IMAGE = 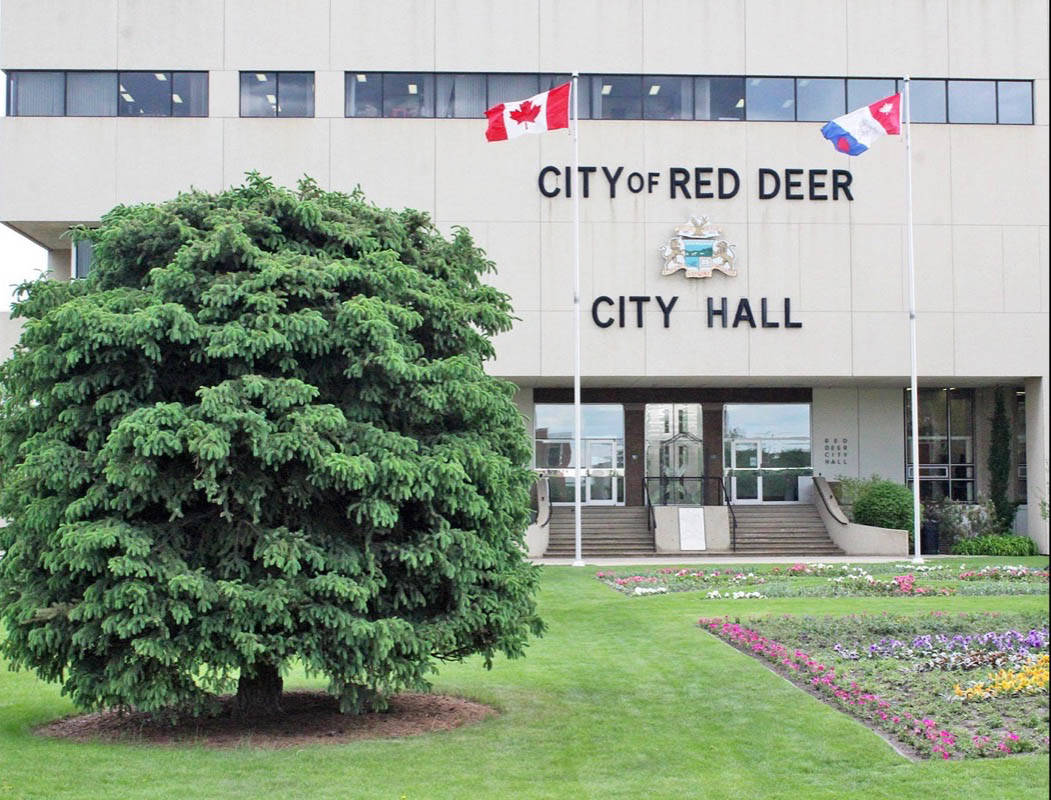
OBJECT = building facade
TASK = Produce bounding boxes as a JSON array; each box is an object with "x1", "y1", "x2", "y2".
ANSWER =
[{"x1": 1, "y1": 0, "x2": 1048, "y2": 552}]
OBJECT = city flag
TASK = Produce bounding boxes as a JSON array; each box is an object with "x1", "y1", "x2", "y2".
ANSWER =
[
  {"x1": 485, "y1": 82, "x2": 571, "y2": 142},
  {"x1": 821, "y1": 93, "x2": 902, "y2": 155}
]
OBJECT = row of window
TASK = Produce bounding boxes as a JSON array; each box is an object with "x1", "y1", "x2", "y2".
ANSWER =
[
  {"x1": 6, "y1": 71, "x2": 208, "y2": 117},
  {"x1": 7, "y1": 70, "x2": 1035, "y2": 125}
]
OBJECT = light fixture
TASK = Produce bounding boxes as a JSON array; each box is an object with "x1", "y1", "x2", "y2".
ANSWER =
[
  {"x1": 781, "y1": 99, "x2": 793, "y2": 108},
  {"x1": 154, "y1": 73, "x2": 167, "y2": 81},
  {"x1": 172, "y1": 93, "x2": 183, "y2": 104},
  {"x1": 121, "y1": 92, "x2": 134, "y2": 102},
  {"x1": 119, "y1": 84, "x2": 126, "y2": 92},
  {"x1": 266, "y1": 93, "x2": 276, "y2": 104},
  {"x1": 735, "y1": 98, "x2": 744, "y2": 108},
  {"x1": 799, "y1": 79, "x2": 810, "y2": 87},
  {"x1": 356, "y1": 74, "x2": 367, "y2": 83},
  {"x1": 601, "y1": 84, "x2": 612, "y2": 95},
  {"x1": 750, "y1": 78, "x2": 761, "y2": 86},
  {"x1": 255, "y1": 73, "x2": 268, "y2": 82},
  {"x1": 407, "y1": 83, "x2": 418, "y2": 95},
  {"x1": 648, "y1": 84, "x2": 660, "y2": 95}
]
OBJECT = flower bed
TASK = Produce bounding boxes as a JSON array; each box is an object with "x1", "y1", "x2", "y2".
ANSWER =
[
  {"x1": 595, "y1": 563, "x2": 1048, "y2": 598},
  {"x1": 698, "y1": 611, "x2": 1050, "y2": 760}
]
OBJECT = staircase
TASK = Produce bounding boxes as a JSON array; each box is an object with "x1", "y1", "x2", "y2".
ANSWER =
[
  {"x1": 731, "y1": 504, "x2": 844, "y2": 556},
  {"x1": 544, "y1": 506, "x2": 655, "y2": 557}
]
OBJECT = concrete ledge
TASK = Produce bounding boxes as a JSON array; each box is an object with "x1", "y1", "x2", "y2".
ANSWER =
[
  {"x1": 654, "y1": 505, "x2": 731, "y2": 554},
  {"x1": 813, "y1": 476, "x2": 908, "y2": 556}
]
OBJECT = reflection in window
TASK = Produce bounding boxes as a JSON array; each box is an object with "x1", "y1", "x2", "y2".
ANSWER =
[
  {"x1": 746, "y1": 77, "x2": 794, "y2": 121},
  {"x1": 644, "y1": 76, "x2": 693, "y2": 120},
  {"x1": 592, "y1": 75, "x2": 642, "y2": 120},
  {"x1": 847, "y1": 78, "x2": 896, "y2": 111},
  {"x1": 696, "y1": 77, "x2": 745, "y2": 120},
  {"x1": 796, "y1": 78, "x2": 845, "y2": 121},
  {"x1": 383, "y1": 73, "x2": 432, "y2": 118},
  {"x1": 240, "y1": 72, "x2": 314, "y2": 117},
  {"x1": 541, "y1": 74, "x2": 588, "y2": 118},
  {"x1": 997, "y1": 81, "x2": 1032, "y2": 124},
  {"x1": 948, "y1": 80, "x2": 995, "y2": 123},
  {"x1": 436, "y1": 74, "x2": 486, "y2": 118},
  {"x1": 6, "y1": 71, "x2": 65, "y2": 115},
  {"x1": 67, "y1": 72, "x2": 118, "y2": 116},
  {"x1": 346, "y1": 72, "x2": 381, "y2": 117}
]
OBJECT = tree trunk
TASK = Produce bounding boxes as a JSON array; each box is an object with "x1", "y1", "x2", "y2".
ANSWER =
[{"x1": 233, "y1": 662, "x2": 283, "y2": 718}]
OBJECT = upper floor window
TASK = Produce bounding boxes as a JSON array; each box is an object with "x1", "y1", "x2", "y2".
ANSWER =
[
  {"x1": 5, "y1": 71, "x2": 207, "y2": 117},
  {"x1": 240, "y1": 72, "x2": 314, "y2": 117},
  {"x1": 342, "y1": 72, "x2": 1033, "y2": 125}
]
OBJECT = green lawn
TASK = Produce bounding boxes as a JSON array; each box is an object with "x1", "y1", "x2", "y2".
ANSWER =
[{"x1": 1, "y1": 557, "x2": 1048, "y2": 800}]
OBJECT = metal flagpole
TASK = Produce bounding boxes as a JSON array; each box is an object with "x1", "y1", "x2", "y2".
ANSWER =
[
  {"x1": 904, "y1": 75, "x2": 923, "y2": 565},
  {"x1": 571, "y1": 72, "x2": 584, "y2": 567}
]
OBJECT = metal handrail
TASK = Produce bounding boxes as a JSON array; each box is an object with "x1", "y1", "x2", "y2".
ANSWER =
[{"x1": 643, "y1": 478, "x2": 655, "y2": 533}]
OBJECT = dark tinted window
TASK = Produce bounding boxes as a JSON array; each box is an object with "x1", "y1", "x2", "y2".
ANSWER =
[
  {"x1": 997, "y1": 80, "x2": 1032, "y2": 124},
  {"x1": 696, "y1": 77, "x2": 745, "y2": 120},
  {"x1": 541, "y1": 74, "x2": 587, "y2": 118},
  {"x1": 173, "y1": 72, "x2": 208, "y2": 117},
  {"x1": 74, "y1": 239, "x2": 94, "y2": 279},
  {"x1": 7, "y1": 71, "x2": 65, "y2": 115},
  {"x1": 436, "y1": 73, "x2": 486, "y2": 118},
  {"x1": 67, "y1": 72, "x2": 117, "y2": 116},
  {"x1": 796, "y1": 78, "x2": 844, "y2": 121},
  {"x1": 241, "y1": 72, "x2": 314, "y2": 117},
  {"x1": 241, "y1": 72, "x2": 277, "y2": 116},
  {"x1": 592, "y1": 75, "x2": 642, "y2": 120},
  {"x1": 847, "y1": 78, "x2": 896, "y2": 111},
  {"x1": 119, "y1": 72, "x2": 172, "y2": 116},
  {"x1": 746, "y1": 77, "x2": 794, "y2": 120},
  {"x1": 346, "y1": 72, "x2": 381, "y2": 117},
  {"x1": 644, "y1": 75, "x2": 693, "y2": 120},
  {"x1": 383, "y1": 73, "x2": 433, "y2": 118},
  {"x1": 948, "y1": 80, "x2": 995, "y2": 123}
]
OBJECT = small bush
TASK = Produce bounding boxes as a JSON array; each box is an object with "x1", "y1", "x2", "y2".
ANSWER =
[
  {"x1": 852, "y1": 479, "x2": 914, "y2": 530},
  {"x1": 951, "y1": 534, "x2": 1037, "y2": 557},
  {"x1": 929, "y1": 498, "x2": 1005, "y2": 547}
]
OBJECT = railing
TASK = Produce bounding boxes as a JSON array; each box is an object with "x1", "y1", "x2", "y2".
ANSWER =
[
  {"x1": 530, "y1": 475, "x2": 551, "y2": 528},
  {"x1": 643, "y1": 477, "x2": 737, "y2": 552},
  {"x1": 643, "y1": 478, "x2": 655, "y2": 533}
]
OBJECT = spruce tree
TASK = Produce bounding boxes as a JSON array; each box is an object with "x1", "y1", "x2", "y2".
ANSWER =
[
  {"x1": 987, "y1": 386, "x2": 1014, "y2": 532},
  {"x1": 0, "y1": 175, "x2": 543, "y2": 717}
]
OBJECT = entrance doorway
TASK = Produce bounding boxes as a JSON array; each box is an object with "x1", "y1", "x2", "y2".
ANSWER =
[
  {"x1": 724, "y1": 404, "x2": 812, "y2": 504},
  {"x1": 586, "y1": 439, "x2": 618, "y2": 504}
]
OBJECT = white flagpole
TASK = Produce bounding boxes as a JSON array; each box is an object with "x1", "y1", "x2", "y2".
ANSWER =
[
  {"x1": 571, "y1": 72, "x2": 584, "y2": 567},
  {"x1": 904, "y1": 75, "x2": 923, "y2": 564}
]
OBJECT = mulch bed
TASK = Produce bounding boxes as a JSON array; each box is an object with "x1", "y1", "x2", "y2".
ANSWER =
[{"x1": 35, "y1": 691, "x2": 496, "y2": 749}]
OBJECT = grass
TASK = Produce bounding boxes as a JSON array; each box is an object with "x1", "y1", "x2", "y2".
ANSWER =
[{"x1": 0, "y1": 556, "x2": 1046, "y2": 799}]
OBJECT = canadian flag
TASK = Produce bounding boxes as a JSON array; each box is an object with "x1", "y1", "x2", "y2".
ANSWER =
[{"x1": 485, "y1": 82, "x2": 571, "y2": 142}]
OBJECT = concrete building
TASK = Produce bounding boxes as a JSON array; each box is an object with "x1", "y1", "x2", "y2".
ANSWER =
[{"x1": 1, "y1": 0, "x2": 1047, "y2": 555}]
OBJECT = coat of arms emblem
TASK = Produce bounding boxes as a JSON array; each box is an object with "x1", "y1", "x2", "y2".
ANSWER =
[{"x1": 660, "y1": 215, "x2": 738, "y2": 278}]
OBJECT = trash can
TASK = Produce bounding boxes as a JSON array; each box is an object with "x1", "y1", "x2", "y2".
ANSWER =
[{"x1": 921, "y1": 520, "x2": 940, "y2": 555}]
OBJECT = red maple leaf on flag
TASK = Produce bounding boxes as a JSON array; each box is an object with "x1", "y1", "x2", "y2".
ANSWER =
[{"x1": 509, "y1": 100, "x2": 542, "y2": 126}]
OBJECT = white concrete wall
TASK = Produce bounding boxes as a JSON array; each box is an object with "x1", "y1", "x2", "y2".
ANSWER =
[{"x1": 0, "y1": 0, "x2": 1046, "y2": 388}]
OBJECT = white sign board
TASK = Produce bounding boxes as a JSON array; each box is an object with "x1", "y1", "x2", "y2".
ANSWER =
[{"x1": 678, "y1": 508, "x2": 706, "y2": 550}]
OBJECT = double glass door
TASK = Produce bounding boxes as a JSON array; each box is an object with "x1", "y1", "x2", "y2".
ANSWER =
[{"x1": 730, "y1": 440, "x2": 762, "y2": 503}]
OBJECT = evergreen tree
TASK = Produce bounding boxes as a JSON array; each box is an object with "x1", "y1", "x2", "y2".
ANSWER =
[
  {"x1": 987, "y1": 386, "x2": 1014, "y2": 532},
  {"x1": 0, "y1": 175, "x2": 543, "y2": 717}
]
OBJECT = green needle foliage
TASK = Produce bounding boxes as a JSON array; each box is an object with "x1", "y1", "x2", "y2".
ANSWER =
[
  {"x1": 0, "y1": 174, "x2": 543, "y2": 718},
  {"x1": 987, "y1": 386, "x2": 1014, "y2": 532}
]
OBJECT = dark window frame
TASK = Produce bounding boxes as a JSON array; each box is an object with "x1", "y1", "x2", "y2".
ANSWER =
[
  {"x1": 904, "y1": 388, "x2": 977, "y2": 502},
  {"x1": 239, "y1": 71, "x2": 315, "y2": 118}
]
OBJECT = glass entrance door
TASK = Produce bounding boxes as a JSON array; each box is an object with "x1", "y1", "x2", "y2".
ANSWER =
[
  {"x1": 586, "y1": 439, "x2": 618, "y2": 504},
  {"x1": 731, "y1": 440, "x2": 761, "y2": 503}
]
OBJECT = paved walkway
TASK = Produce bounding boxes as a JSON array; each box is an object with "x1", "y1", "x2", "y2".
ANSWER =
[{"x1": 533, "y1": 554, "x2": 951, "y2": 566}]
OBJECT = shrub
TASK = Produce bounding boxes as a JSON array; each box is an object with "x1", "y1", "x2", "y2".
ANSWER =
[
  {"x1": 951, "y1": 534, "x2": 1037, "y2": 557},
  {"x1": 852, "y1": 479, "x2": 914, "y2": 530},
  {"x1": 929, "y1": 498, "x2": 1005, "y2": 547}
]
